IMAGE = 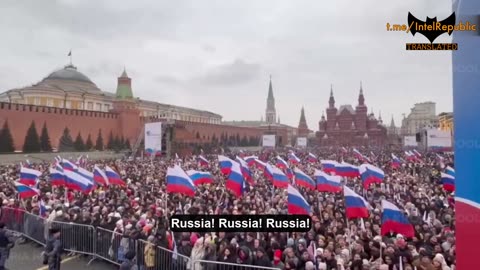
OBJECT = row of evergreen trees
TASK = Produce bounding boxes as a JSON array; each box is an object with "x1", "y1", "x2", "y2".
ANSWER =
[
  {"x1": 195, "y1": 132, "x2": 261, "y2": 147},
  {"x1": 0, "y1": 121, "x2": 130, "y2": 153}
]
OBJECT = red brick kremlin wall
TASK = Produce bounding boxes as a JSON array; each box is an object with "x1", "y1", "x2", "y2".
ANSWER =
[
  {"x1": 0, "y1": 102, "x2": 120, "y2": 151},
  {"x1": 1, "y1": 103, "x2": 267, "y2": 152}
]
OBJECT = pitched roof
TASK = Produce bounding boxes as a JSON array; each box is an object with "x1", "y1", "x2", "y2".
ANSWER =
[{"x1": 337, "y1": 105, "x2": 355, "y2": 115}]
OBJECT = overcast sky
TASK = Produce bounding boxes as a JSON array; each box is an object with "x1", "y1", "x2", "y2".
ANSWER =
[{"x1": 0, "y1": 0, "x2": 453, "y2": 129}]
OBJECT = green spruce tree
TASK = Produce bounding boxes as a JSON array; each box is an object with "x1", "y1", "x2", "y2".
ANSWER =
[
  {"x1": 23, "y1": 121, "x2": 41, "y2": 153},
  {"x1": 58, "y1": 127, "x2": 74, "y2": 152},
  {"x1": 39, "y1": 122, "x2": 52, "y2": 152},
  {"x1": 85, "y1": 134, "x2": 93, "y2": 150},
  {"x1": 120, "y1": 135, "x2": 125, "y2": 150},
  {"x1": 0, "y1": 121, "x2": 15, "y2": 153},
  {"x1": 95, "y1": 129, "x2": 104, "y2": 151},
  {"x1": 124, "y1": 138, "x2": 131, "y2": 150},
  {"x1": 113, "y1": 134, "x2": 121, "y2": 151},
  {"x1": 74, "y1": 132, "x2": 85, "y2": 151},
  {"x1": 107, "y1": 131, "x2": 114, "y2": 150}
]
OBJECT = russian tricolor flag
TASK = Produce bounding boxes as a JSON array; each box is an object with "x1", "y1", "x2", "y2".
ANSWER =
[
  {"x1": 445, "y1": 166, "x2": 455, "y2": 177},
  {"x1": 381, "y1": 200, "x2": 415, "y2": 238},
  {"x1": 285, "y1": 168, "x2": 294, "y2": 181},
  {"x1": 344, "y1": 186, "x2": 369, "y2": 219},
  {"x1": 236, "y1": 157, "x2": 253, "y2": 185},
  {"x1": 359, "y1": 164, "x2": 384, "y2": 188},
  {"x1": 404, "y1": 151, "x2": 416, "y2": 162},
  {"x1": 288, "y1": 153, "x2": 301, "y2": 164},
  {"x1": 62, "y1": 159, "x2": 78, "y2": 172},
  {"x1": 353, "y1": 148, "x2": 371, "y2": 163},
  {"x1": 186, "y1": 170, "x2": 214, "y2": 186},
  {"x1": 197, "y1": 155, "x2": 209, "y2": 167},
  {"x1": 441, "y1": 172, "x2": 455, "y2": 192},
  {"x1": 49, "y1": 167, "x2": 65, "y2": 187},
  {"x1": 105, "y1": 166, "x2": 126, "y2": 186},
  {"x1": 14, "y1": 182, "x2": 39, "y2": 199},
  {"x1": 21, "y1": 160, "x2": 31, "y2": 168},
  {"x1": 320, "y1": 160, "x2": 338, "y2": 174},
  {"x1": 64, "y1": 170, "x2": 94, "y2": 192},
  {"x1": 314, "y1": 169, "x2": 342, "y2": 193},
  {"x1": 294, "y1": 168, "x2": 315, "y2": 190},
  {"x1": 39, "y1": 200, "x2": 47, "y2": 217},
  {"x1": 264, "y1": 163, "x2": 274, "y2": 181},
  {"x1": 226, "y1": 162, "x2": 245, "y2": 197},
  {"x1": 93, "y1": 165, "x2": 109, "y2": 186},
  {"x1": 218, "y1": 155, "x2": 234, "y2": 175},
  {"x1": 335, "y1": 162, "x2": 359, "y2": 178},
  {"x1": 244, "y1": 156, "x2": 258, "y2": 166},
  {"x1": 276, "y1": 156, "x2": 289, "y2": 169},
  {"x1": 266, "y1": 164, "x2": 289, "y2": 188},
  {"x1": 166, "y1": 165, "x2": 196, "y2": 197},
  {"x1": 413, "y1": 149, "x2": 422, "y2": 158},
  {"x1": 391, "y1": 153, "x2": 401, "y2": 169},
  {"x1": 307, "y1": 153, "x2": 318, "y2": 163},
  {"x1": 19, "y1": 167, "x2": 42, "y2": 186},
  {"x1": 287, "y1": 184, "x2": 311, "y2": 215},
  {"x1": 254, "y1": 158, "x2": 267, "y2": 171}
]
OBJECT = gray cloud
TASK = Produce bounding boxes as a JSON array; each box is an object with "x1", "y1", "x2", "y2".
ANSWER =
[
  {"x1": 194, "y1": 59, "x2": 262, "y2": 86},
  {"x1": 0, "y1": 0, "x2": 454, "y2": 128}
]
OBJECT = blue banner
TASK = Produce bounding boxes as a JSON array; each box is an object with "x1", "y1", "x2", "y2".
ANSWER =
[{"x1": 452, "y1": 0, "x2": 480, "y2": 268}]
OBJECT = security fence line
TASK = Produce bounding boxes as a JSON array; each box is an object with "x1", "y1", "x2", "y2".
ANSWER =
[{"x1": 0, "y1": 207, "x2": 278, "y2": 270}]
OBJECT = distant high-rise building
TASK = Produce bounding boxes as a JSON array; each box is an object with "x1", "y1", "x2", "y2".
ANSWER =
[{"x1": 265, "y1": 76, "x2": 276, "y2": 124}]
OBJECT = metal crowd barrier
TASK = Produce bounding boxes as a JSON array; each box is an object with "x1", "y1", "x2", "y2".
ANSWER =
[
  {"x1": 95, "y1": 226, "x2": 122, "y2": 266},
  {"x1": 1, "y1": 207, "x2": 278, "y2": 270},
  {"x1": 52, "y1": 219, "x2": 96, "y2": 256},
  {"x1": 23, "y1": 212, "x2": 46, "y2": 245},
  {"x1": 191, "y1": 260, "x2": 279, "y2": 270}
]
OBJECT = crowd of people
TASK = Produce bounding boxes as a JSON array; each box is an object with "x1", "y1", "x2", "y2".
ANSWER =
[{"x1": 0, "y1": 147, "x2": 455, "y2": 270}]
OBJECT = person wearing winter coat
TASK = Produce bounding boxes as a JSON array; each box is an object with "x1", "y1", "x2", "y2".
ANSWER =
[
  {"x1": 236, "y1": 246, "x2": 253, "y2": 265},
  {"x1": 272, "y1": 249, "x2": 285, "y2": 270},
  {"x1": 188, "y1": 237, "x2": 206, "y2": 270},
  {"x1": 253, "y1": 247, "x2": 272, "y2": 267},
  {"x1": 178, "y1": 236, "x2": 193, "y2": 258},
  {"x1": 201, "y1": 242, "x2": 217, "y2": 270},
  {"x1": 217, "y1": 245, "x2": 237, "y2": 270},
  {"x1": 143, "y1": 236, "x2": 156, "y2": 270},
  {"x1": 283, "y1": 247, "x2": 299, "y2": 267},
  {"x1": 432, "y1": 254, "x2": 451, "y2": 270},
  {"x1": 119, "y1": 250, "x2": 136, "y2": 270}
]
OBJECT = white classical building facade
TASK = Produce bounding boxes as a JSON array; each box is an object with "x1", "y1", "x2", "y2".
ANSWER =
[{"x1": 401, "y1": 102, "x2": 439, "y2": 135}]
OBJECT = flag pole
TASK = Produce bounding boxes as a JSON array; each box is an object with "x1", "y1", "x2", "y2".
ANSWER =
[{"x1": 165, "y1": 191, "x2": 168, "y2": 217}]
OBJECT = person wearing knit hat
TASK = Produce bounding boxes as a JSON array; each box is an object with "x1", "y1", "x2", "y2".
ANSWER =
[
  {"x1": 254, "y1": 247, "x2": 272, "y2": 267},
  {"x1": 272, "y1": 249, "x2": 284, "y2": 269},
  {"x1": 286, "y1": 238, "x2": 294, "y2": 247}
]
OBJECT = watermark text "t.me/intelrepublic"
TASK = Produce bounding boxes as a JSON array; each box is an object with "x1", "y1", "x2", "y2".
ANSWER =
[{"x1": 386, "y1": 21, "x2": 476, "y2": 33}]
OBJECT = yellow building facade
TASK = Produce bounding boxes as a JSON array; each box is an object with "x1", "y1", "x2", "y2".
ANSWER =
[
  {"x1": 438, "y1": 112, "x2": 454, "y2": 135},
  {"x1": 0, "y1": 64, "x2": 222, "y2": 124}
]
